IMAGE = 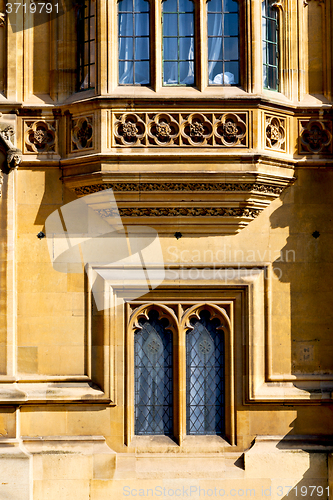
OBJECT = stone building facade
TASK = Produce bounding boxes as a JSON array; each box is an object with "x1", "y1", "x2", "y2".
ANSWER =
[{"x1": 0, "y1": 0, "x2": 333, "y2": 498}]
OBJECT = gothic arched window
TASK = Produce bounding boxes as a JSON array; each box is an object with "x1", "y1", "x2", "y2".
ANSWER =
[
  {"x1": 186, "y1": 309, "x2": 224, "y2": 435},
  {"x1": 134, "y1": 309, "x2": 173, "y2": 435}
]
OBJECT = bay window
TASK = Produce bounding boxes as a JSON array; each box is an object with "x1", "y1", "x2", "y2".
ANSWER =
[{"x1": 117, "y1": 0, "x2": 240, "y2": 87}]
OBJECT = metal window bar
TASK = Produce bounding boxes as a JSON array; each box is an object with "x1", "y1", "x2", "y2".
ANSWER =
[
  {"x1": 262, "y1": 0, "x2": 279, "y2": 91},
  {"x1": 162, "y1": 0, "x2": 195, "y2": 86}
]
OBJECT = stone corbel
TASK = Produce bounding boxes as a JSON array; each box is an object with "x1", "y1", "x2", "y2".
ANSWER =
[
  {"x1": 0, "y1": 125, "x2": 22, "y2": 196},
  {"x1": 303, "y1": 0, "x2": 324, "y2": 6}
]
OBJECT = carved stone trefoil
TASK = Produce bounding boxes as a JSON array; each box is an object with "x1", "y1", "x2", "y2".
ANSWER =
[
  {"x1": 299, "y1": 120, "x2": 332, "y2": 154},
  {"x1": 24, "y1": 120, "x2": 57, "y2": 153},
  {"x1": 71, "y1": 116, "x2": 94, "y2": 151}
]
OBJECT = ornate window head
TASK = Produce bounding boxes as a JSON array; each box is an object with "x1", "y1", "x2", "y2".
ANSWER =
[{"x1": 77, "y1": 0, "x2": 96, "y2": 90}]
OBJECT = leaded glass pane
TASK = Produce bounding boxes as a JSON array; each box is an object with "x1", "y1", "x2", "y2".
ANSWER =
[
  {"x1": 163, "y1": 0, "x2": 195, "y2": 86},
  {"x1": 262, "y1": 0, "x2": 279, "y2": 90},
  {"x1": 207, "y1": 0, "x2": 239, "y2": 86},
  {"x1": 186, "y1": 309, "x2": 224, "y2": 435},
  {"x1": 135, "y1": 310, "x2": 173, "y2": 435},
  {"x1": 118, "y1": 0, "x2": 150, "y2": 85}
]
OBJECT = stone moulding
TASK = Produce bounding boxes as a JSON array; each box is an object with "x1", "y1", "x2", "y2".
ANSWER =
[
  {"x1": 73, "y1": 181, "x2": 285, "y2": 197},
  {"x1": 97, "y1": 207, "x2": 262, "y2": 218},
  {"x1": 113, "y1": 111, "x2": 248, "y2": 148},
  {"x1": 64, "y1": 171, "x2": 294, "y2": 234}
]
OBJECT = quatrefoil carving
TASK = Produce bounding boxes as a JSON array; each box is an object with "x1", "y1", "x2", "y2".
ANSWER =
[{"x1": 114, "y1": 113, "x2": 146, "y2": 146}]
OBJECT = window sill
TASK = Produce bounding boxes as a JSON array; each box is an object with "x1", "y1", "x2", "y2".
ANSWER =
[
  {"x1": 107, "y1": 85, "x2": 249, "y2": 100},
  {"x1": 128, "y1": 435, "x2": 232, "y2": 453}
]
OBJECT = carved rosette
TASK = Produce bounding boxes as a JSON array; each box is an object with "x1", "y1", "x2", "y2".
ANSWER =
[
  {"x1": 182, "y1": 113, "x2": 213, "y2": 146},
  {"x1": 299, "y1": 120, "x2": 332, "y2": 154},
  {"x1": 147, "y1": 113, "x2": 180, "y2": 145},
  {"x1": 114, "y1": 114, "x2": 146, "y2": 146},
  {"x1": 265, "y1": 115, "x2": 286, "y2": 150},
  {"x1": 24, "y1": 120, "x2": 57, "y2": 153},
  {"x1": 214, "y1": 113, "x2": 247, "y2": 146},
  {"x1": 71, "y1": 116, "x2": 93, "y2": 151}
]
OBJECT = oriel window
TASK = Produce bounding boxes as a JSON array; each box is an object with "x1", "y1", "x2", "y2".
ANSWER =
[
  {"x1": 118, "y1": 0, "x2": 151, "y2": 85},
  {"x1": 77, "y1": 0, "x2": 96, "y2": 90},
  {"x1": 262, "y1": 0, "x2": 279, "y2": 91}
]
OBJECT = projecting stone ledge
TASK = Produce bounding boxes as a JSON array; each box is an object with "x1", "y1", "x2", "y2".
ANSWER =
[{"x1": 64, "y1": 170, "x2": 295, "y2": 235}]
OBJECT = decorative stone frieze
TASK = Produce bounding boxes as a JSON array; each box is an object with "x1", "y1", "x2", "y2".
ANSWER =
[
  {"x1": 299, "y1": 119, "x2": 332, "y2": 154},
  {"x1": 71, "y1": 116, "x2": 94, "y2": 151},
  {"x1": 113, "y1": 112, "x2": 248, "y2": 147},
  {"x1": 73, "y1": 182, "x2": 285, "y2": 197},
  {"x1": 24, "y1": 120, "x2": 57, "y2": 153},
  {"x1": 97, "y1": 207, "x2": 262, "y2": 218},
  {"x1": 265, "y1": 115, "x2": 286, "y2": 151}
]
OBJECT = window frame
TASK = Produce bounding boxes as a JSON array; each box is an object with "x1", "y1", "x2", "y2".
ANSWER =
[
  {"x1": 76, "y1": 0, "x2": 97, "y2": 91},
  {"x1": 113, "y1": 0, "x2": 246, "y2": 91},
  {"x1": 262, "y1": 0, "x2": 280, "y2": 91},
  {"x1": 117, "y1": 0, "x2": 152, "y2": 86}
]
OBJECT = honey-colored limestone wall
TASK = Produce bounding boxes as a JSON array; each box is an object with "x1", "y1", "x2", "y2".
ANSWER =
[{"x1": 0, "y1": 164, "x2": 331, "y2": 499}]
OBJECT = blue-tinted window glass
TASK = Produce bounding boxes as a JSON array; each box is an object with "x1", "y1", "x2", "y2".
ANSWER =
[
  {"x1": 262, "y1": 0, "x2": 279, "y2": 90},
  {"x1": 118, "y1": 0, "x2": 150, "y2": 85},
  {"x1": 77, "y1": 0, "x2": 96, "y2": 90},
  {"x1": 186, "y1": 310, "x2": 225, "y2": 435},
  {"x1": 163, "y1": 0, "x2": 195, "y2": 85},
  {"x1": 135, "y1": 310, "x2": 173, "y2": 436},
  {"x1": 207, "y1": 0, "x2": 239, "y2": 85}
]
